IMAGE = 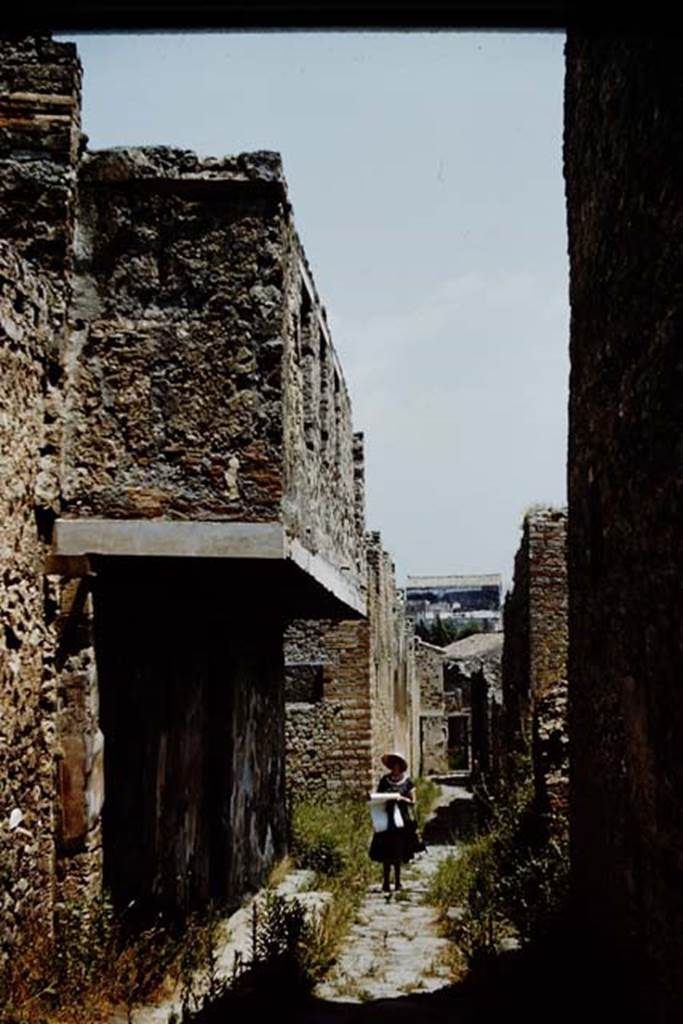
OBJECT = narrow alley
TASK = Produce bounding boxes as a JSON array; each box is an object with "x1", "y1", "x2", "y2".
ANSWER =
[
  {"x1": 313, "y1": 782, "x2": 471, "y2": 1006},
  {"x1": 0, "y1": 23, "x2": 680, "y2": 1024}
]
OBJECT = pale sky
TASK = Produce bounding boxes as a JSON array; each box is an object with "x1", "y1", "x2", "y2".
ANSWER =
[{"x1": 59, "y1": 31, "x2": 569, "y2": 589}]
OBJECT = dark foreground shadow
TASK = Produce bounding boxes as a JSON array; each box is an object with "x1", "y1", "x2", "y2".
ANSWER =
[{"x1": 187, "y1": 934, "x2": 655, "y2": 1024}]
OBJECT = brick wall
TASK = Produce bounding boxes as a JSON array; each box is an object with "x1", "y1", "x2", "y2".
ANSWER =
[
  {"x1": 284, "y1": 617, "x2": 373, "y2": 796},
  {"x1": 284, "y1": 534, "x2": 417, "y2": 799},
  {"x1": 502, "y1": 508, "x2": 568, "y2": 823}
]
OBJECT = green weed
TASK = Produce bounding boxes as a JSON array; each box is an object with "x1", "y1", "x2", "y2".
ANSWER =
[
  {"x1": 427, "y1": 765, "x2": 569, "y2": 965},
  {"x1": 0, "y1": 893, "x2": 180, "y2": 1024},
  {"x1": 414, "y1": 777, "x2": 441, "y2": 832},
  {"x1": 288, "y1": 794, "x2": 374, "y2": 974}
]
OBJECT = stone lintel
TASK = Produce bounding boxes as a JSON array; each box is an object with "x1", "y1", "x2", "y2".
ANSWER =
[
  {"x1": 49, "y1": 518, "x2": 367, "y2": 617},
  {"x1": 286, "y1": 537, "x2": 366, "y2": 618},
  {"x1": 53, "y1": 519, "x2": 286, "y2": 560}
]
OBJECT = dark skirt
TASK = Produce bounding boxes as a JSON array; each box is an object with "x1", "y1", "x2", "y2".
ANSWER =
[{"x1": 369, "y1": 820, "x2": 423, "y2": 864}]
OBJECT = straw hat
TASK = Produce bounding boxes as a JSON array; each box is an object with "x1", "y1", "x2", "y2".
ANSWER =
[{"x1": 381, "y1": 751, "x2": 408, "y2": 772}]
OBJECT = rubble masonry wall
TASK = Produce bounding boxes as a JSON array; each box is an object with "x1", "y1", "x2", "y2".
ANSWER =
[{"x1": 415, "y1": 641, "x2": 447, "y2": 776}]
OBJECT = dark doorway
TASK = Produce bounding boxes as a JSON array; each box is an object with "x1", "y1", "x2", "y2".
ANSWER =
[
  {"x1": 94, "y1": 559, "x2": 287, "y2": 923},
  {"x1": 447, "y1": 713, "x2": 470, "y2": 770}
]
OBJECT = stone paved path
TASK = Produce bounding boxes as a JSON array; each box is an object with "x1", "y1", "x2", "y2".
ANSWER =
[
  {"x1": 110, "y1": 871, "x2": 330, "y2": 1024},
  {"x1": 112, "y1": 781, "x2": 475, "y2": 1024},
  {"x1": 313, "y1": 783, "x2": 469, "y2": 1005}
]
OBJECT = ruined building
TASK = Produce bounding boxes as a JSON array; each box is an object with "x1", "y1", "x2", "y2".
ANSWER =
[
  {"x1": 414, "y1": 630, "x2": 503, "y2": 781},
  {"x1": 284, "y1": 529, "x2": 418, "y2": 798},
  {"x1": 0, "y1": 34, "x2": 368, "y2": 945},
  {"x1": 564, "y1": 32, "x2": 683, "y2": 1018},
  {"x1": 443, "y1": 631, "x2": 504, "y2": 792},
  {"x1": 501, "y1": 508, "x2": 568, "y2": 826},
  {"x1": 414, "y1": 639, "x2": 448, "y2": 776}
]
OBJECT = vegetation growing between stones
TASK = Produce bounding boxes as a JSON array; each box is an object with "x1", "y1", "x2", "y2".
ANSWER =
[
  {"x1": 414, "y1": 776, "x2": 441, "y2": 832},
  {"x1": 288, "y1": 781, "x2": 440, "y2": 971},
  {"x1": 0, "y1": 893, "x2": 182, "y2": 1023},
  {"x1": 0, "y1": 786, "x2": 443, "y2": 1021},
  {"x1": 428, "y1": 768, "x2": 569, "y2": 970},
  {"x1": 289, "y1": 794, "x2": 374, "y2": 969},
  {"x1": 172, "y1": 891, "x2": 324, "y2": 1020}
]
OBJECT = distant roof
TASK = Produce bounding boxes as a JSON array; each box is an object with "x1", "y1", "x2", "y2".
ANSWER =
[
  {"x1": 406, "y1": 574, "x2": 502, "y2": 590},
  {"x1": 415, "y1": 639, "x2": 447, "y2": 655},
  {"x1": 443, "y1": 632, "x2": 505, "y2": 659}
]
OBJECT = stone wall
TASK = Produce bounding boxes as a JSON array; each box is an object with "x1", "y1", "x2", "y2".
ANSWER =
[
  {"x1": 0, "y1": 34, "x2": 85, "y2": 949},
  {"x1": 415, "y1": 640, "x2": 447, "y2": 776},
  {"x1": 284, "y1": 534, "x2": 417, "y2": 799},
  {"x1": 0, "y1": 244, "x2": 61, "y2": 951},
  {"x1": 282, "y1": 239, "x2": 363, "y2": 587},
  {"x1": 0, "y1": 31, "x2": 367, "y2": 943},
  {"x1": 54, "y1": 127, "x2": 363, "y2": 918},
  {"x1": 501, "y1": 548, "x2": 530, "y2": 767},
  {"x1": 62, "y1": 146, "x2": 363, "y2": 593},
  {"x1": 564, "y1": 33, "x2": 682, "y2": 1017},
  {"x1": 65, "y1": 148, "x2": 288, "y2": 524},
  {"x1": 416, "y1": 640, "x2": 445, "y2": 714},
  {"x1": 367, "y1": 534, "x2": 403, "y2": 774},
  {"x1": 502, "y1": 508, "x2": 568, "y2": 822},
  {"x1": 61, "y1": 144, "x2": 365, "y2": 914},
  {"x1": 470, "y1": 671, "x2": 502, "y2": 793},
  {"x1": 54, "y1": 577, "x2": 103, "y2": 910},
  {"x1": 395, "y1": 612, "x2": 419, "y2": 776},
  {"x1": 0, "y1": 35, "x2": 82, "y2": 276},
  {"x1": 445, "y1": 633, "x2": 504, "y2": 788}
]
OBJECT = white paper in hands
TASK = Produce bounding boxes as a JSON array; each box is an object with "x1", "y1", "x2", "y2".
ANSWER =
[{"x1": 368, "y1": 792, "x2": 404, "y2": 832}]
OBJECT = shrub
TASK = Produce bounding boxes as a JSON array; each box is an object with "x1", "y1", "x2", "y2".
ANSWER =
[
  {"x1": 173, "y1": 891, "x2": 328, "y2": 1021},
  {"x1": 246, "y1": 891, "x2": 318, "y2": 998},
  {"x1": 428, "y1": 767, "x2": 569, "y2": 965},
  {"x1": 0, "y1": 893, "x2": 180, "y2": 1024},
  {"x1": 290, "y1": 797, "x2": 370, "y2": 881},
  {"x1": 288, "y1": 795, "x2": 373, "y2": 972}
]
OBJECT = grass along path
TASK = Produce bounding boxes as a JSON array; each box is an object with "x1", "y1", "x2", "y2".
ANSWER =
[{"x1": 313, "y1": 784, "x2": 467, "y2": 1004}]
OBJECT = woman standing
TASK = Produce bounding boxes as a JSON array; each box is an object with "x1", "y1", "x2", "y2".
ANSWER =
[{"x1": 368, "y1": 751, "x2": 418, "y2": 892}]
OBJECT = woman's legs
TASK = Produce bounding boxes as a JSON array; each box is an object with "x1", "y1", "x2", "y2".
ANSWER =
[{"x1": 383, "y1": 860, "x2": 404, "y2": 891}]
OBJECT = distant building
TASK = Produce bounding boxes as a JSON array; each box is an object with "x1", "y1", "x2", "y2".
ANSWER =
[{"x1": 406, "y1": 574, "x2": 503, "y2": 633}]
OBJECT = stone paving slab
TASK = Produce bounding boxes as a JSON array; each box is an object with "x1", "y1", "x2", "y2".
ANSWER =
[
  {"x1": 314, "y1": 787, "x2": 463, "y2": 1006},
  {"x1": 110, "y1": 786, "x2": 467, "y2": 1022}
]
